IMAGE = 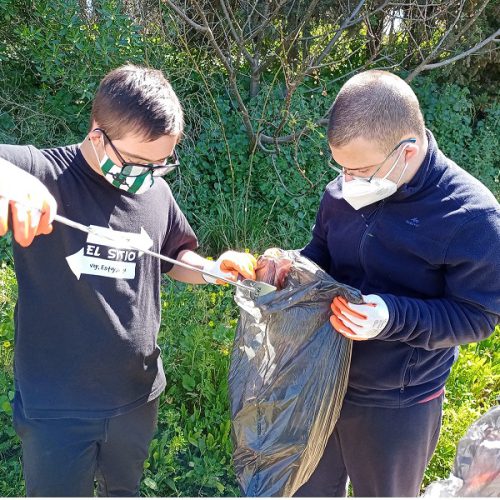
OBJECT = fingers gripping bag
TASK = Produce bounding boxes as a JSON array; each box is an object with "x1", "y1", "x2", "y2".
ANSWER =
[{"x1": 229, "y1": 249, "x2": 363, "y2": 497}]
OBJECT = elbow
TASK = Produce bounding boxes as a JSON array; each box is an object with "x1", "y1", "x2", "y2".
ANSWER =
[{"x1": 456, "y1": 309, "x2": 499, "y2": 347}]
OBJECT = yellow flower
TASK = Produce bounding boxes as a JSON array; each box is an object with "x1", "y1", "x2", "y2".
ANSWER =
[{"x1": 3, "y1": 341, "x2": 11, "y2": 348}]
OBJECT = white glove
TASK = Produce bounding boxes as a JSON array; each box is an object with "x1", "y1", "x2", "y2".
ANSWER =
[
  {"x1": 330, "y1": 294, "x2": 389, "y2": 340},
  {"x1": 202, "y1": 250, "x2": 257, "y2": 285}
]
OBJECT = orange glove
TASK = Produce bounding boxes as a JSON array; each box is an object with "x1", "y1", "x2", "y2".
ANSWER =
[
  {"x1": 203, "y1": 251, "x2": 257, "y2": 285},
  {"x1": 0, "y1": 162, "x2": 57, "y2": 247},
  {"x1": 330, "y1": 294, "x2": 389, "y2": 340}
]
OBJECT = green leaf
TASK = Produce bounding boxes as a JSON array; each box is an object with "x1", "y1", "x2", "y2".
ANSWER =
[
  {"x1": 143, "y1": 477, "x2": 157, "y2": 491},
  {"x1": 1, "y1": 400, "x2": 12, "y2": 414},
  {"x1": 182, "y1": 374, "x2": 195, "y2": 391},
  {"x1": 187, "y1": 435, "x2": 198, "y2": 447},
  {"x1": 165, "y1": 478, "x2": 177, "y2": 492}
]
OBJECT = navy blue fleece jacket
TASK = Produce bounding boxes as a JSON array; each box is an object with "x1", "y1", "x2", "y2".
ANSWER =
[{"x1": 302, "y1": 130, "x2": 500, "y2": 408}]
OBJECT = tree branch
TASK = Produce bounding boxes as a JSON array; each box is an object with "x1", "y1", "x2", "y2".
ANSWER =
[
  {"x1": 256, "y1": 55, "x2": 402, "y2": 151},
  {"x1": 219, "y1": 0, "x2": 255, "y2": 66},
  {"x1": 165, "y1": 0, "x2": 257, "y2": 145},
  {"x1": 313, "y1": 0, "x2": 367, "y2": 68},
  {"x1": 162, "y1": 0, "x2": 208, "y2": 32},
  {"x1": 405, "y1": 0, "x2": 466, "y2": 81},
  {"x1": 242, "y1": 0, "x2": 288, "y2": 43},
  {"x1": 407, "y1": 27, "x2": 500, "y2": 81},
  {"x1": 440, "y1": 0, "x2": 492, "y2": 54}
]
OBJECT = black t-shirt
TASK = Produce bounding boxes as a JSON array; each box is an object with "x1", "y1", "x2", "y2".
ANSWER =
[{"x1": 0, "y1": 144, "x2": 198, "y2": 418}]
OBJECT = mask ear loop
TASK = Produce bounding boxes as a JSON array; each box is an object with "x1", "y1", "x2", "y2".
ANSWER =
[
  {"x1": 89, "y1": 130, "x2": 105, "y2": 168},
  {"x1": 383, "y1": 143, "x2": 411, "y2": 185},
  {"x1": 393, "y1": 144, "x2": 412, "y2": 187}
]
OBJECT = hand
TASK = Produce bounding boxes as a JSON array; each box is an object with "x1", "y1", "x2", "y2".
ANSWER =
[
  {"x1": 330, "y1": 294, "x2": 389, "y2": 340},
  {"x1": 0, "y1": 163, "x2": 57, "y2": 247},
  {"x1": 203, "y1": 250, "x2": 257, "y2": 285}
]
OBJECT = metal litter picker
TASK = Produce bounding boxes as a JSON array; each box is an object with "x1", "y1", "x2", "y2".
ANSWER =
[{"x1": 1, "y1": 196, "x2": 276, "y2": 298}]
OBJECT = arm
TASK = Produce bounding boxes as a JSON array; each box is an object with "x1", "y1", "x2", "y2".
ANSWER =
[
  {"x1": 377, "y1": 294, "x2": 498, "y2": 350},
  {"x1": 300, "y1": 193, "x2": 331, "y2": 271},
  {"x1": 166, "y1": 249, "x2": 208, "y2": 284},
  {"x1": 167, "y1": 249, "x2": 257, "y2": 284},
  {"x1": 378, "y1": 210, "x2": 500, "y2": 349}
]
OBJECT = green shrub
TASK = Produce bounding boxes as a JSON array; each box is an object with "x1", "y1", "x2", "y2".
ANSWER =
[
  {"x1": 414, "y1": 79, "x2": 500, "y2": 198},
  {"x1": 0, "y1": 263, "x2": 22, "y2": 496},
  {"x1": 423, "y1": 332, "x2": 500, "y2": 488},
  {"x1": 141, "y1": 281, "x2": 240, "y2": 496},
  {"x1": 0, "y1": 0, "x2": 146, "y2": 146}
]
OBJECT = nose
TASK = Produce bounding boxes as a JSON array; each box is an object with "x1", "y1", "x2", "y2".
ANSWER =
[{"x1": 343, "y1": 173, "x2": 356, "y2": 182}]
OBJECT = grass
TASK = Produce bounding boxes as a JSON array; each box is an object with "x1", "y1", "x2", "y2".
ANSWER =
[{"x1": 0, "y1": 263, "x2": 498, "y2": 496}]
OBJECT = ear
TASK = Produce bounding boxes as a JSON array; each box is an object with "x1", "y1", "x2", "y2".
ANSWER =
[
  {"x1": 403, "y1": 143, "x2": 419, "y2": 162},
  {"x1": 88, "y1": 125, "x2": 104, "y2": 147}
]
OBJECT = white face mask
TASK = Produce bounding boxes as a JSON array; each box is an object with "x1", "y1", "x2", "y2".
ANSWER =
[{"x1": 342, "y1": 144, "x2": 410, "y2": 210}]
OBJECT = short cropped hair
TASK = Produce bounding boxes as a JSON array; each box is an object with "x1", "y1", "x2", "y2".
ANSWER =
[
  {"x1": 327, "y1": 70, "x2": 425, "y2": 154},
  {"x1": 90, "y1": 64, "x2": 183, "y2": 140}
]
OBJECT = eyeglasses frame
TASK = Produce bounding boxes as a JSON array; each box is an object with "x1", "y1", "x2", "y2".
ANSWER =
[
  {"x1": 96, "y1": 128, "x2": 180, "y2": 177},
  {"x1": 329, "y1": 138, "x2": 417, "y2": 183}
]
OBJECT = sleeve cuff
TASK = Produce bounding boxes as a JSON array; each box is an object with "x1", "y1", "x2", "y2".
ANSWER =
[{"x1": 376, "y1": 293, "x2": 397, "y2": 340}]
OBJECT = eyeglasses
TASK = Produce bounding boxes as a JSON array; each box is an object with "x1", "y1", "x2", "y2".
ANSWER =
[
  {"x1": 329, "y1": 138, "x2": 416, "y2": 183},
  {"x1": 97, "y1": 128, "x2": 180, "y2": 177}
]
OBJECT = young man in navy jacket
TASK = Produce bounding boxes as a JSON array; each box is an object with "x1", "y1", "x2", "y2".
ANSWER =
[{"x1": 296, "y1": 70, "x2": 500, "y2": 497}]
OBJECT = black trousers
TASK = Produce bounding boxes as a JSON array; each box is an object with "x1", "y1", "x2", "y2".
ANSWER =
[
  {"x1": 12, "y1": 392, "x2": 159, "y2": 497},
  {"x1": 295, "y1": 395, "x2": 443, "y2": 497}
]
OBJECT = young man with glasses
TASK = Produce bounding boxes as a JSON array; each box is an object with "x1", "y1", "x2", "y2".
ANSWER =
[
  {"x1": 295, "y1": 70, "x2": 500, "y2": 496},
  {"x1": 0, "y1": 64, "x2": 256, "y2": 496}
]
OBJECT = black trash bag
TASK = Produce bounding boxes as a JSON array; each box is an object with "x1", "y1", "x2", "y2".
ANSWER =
[
  {"x1": 229, "y1": 250, "x2": 363, "y2": 497},
  {"x1": 422, "y1": 405, "x2": 500, "y2": 497}
]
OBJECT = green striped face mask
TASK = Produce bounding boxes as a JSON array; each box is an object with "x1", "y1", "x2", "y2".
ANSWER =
[
  {"x1": 90, "y1": 136, "x2": 155, "y2": 194},
  {"x1": 99, "y1": 155, "x2": 155, "y2": 194}
]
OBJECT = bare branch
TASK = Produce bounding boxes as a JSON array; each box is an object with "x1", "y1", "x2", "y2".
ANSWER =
[
  {"x1": 162, "y1": 0, "x2": 208, "y2": 32},
  {"x1": 430, "y1": 0, "x2": 466, "y2": 56},
  {"x1": 242, "y1": 0, "x2": 288, "y2": 43},
  {"x1": 408, "y1": 27, "x2": 500, "y2": 77},
  {"x1": 443, "y1": 0, "x2": 492, "y2": 51},
  {"x1": 346, "y1": 0, "x2": 391, "y2": 32},
  {"x1": 407, "y1": 25, "x2": 500, "y2": 82},
  {"x1": 255, "y1": 0, "x2": 323, "y2": 76},
  {"x1": 165, "y1": 0, "x2": 257, "y2": 145},
  {"x1": 313, "y1": 0, "x2": 367, "y2": 68},
  {"x1": 219, "y1": 0, "x2": 255, "y2": 66},
  {"x1": 257, "y1": 55, "x2": 402, "y2": 151}
]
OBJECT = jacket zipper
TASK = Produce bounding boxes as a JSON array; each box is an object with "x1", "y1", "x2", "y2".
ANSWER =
[{"x1": 358, "y1": 200, "x2": 386, "y2": 274}]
